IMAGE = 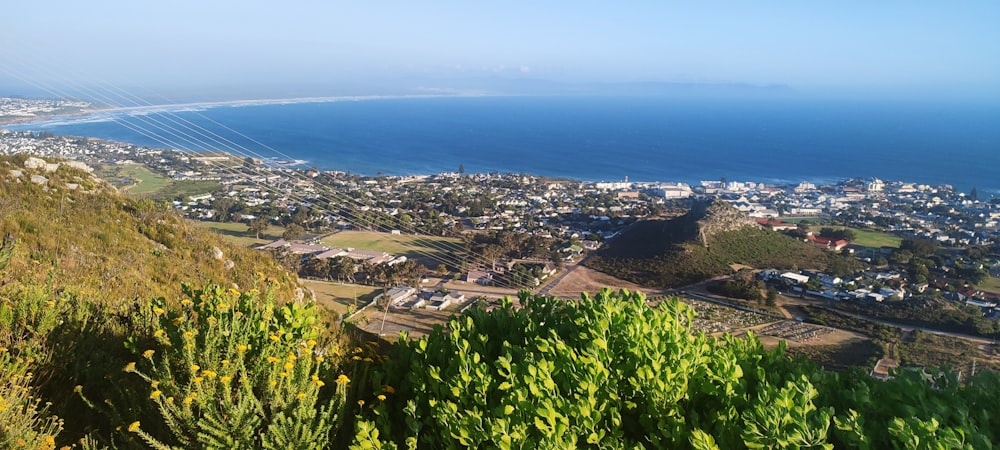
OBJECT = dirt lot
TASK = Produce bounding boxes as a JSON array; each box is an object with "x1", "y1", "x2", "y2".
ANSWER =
[{"x1": 544, "y1": 264, "x2": 672, "y2": 299}]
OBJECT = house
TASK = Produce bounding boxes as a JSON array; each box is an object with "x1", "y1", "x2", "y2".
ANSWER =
[
  {"x1": 807, "y1": 234, "x2": 848, "y2": 251},
  {"x1": 756, "y1": 218, "x2": 799, "y2": 232},
  {"x1": 781, "y1": 272, "x2": 811, "y2": 285},
  {"x1": 466, "y1": 269, "x2": 492, "y2": 285},
  {"x1": 375, "y1": 286, "x2": 417, "y2": 307},
  {"x1": 427, "y1": 292, "x2": 465, "y2": 311},
  {"x1": 257, "y1": 239, "x2": 327, "y2": 255}
]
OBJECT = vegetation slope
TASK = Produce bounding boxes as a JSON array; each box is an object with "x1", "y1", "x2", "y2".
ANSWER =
[
  {"x1": 0, "y1": 155, "x2": 322, "y2": 447},
  {"x1": 587, "y1": 199, "x2": 862, "y2": 288},
  {"x1": 2, "y1": 155, "x2": 996, "y2": 449}
]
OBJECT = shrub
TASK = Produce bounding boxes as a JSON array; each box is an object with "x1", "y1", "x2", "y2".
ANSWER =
[{"x1": 126, "y1": 283, "x2": 350, "y2": 449}]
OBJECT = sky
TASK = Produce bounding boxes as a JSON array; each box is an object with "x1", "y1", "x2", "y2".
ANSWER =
[{"x1": 2, "y1": 1, "x2": 999, "y2": 99}]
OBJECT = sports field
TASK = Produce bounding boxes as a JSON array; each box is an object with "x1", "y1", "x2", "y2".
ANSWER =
[
  {"x1": 319, "y1": 230, "x2": 463, "y2": 264},
  {"x1": 824, "y1": 226, "x2": 902, "y2": 248},
  {"x1": 193, "y1": 221, "x2": 286, "y2": 248}
]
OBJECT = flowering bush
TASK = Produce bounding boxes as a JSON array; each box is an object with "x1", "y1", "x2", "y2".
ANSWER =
[{"x1": 127, "y1": 283, "x2": 350, "y2": 449}]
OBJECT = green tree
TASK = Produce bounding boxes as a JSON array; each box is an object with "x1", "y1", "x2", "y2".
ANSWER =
[
  {"x1": 248, "y1": 216, "x2": 269, "y2": 239},
  {"x1": 766, "y1": 286, "x2": 778, "y2": 307},
  {"x1": 283, "y1": 223, "x2": 306, "y2": 240}
]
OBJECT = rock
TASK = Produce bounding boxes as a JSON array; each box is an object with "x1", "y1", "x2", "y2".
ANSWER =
[
  {"x1": 9, "y1": 169, "x2": 22, "y2": 178},
  {"x1": 66, "y1": 183, "x2": 80, "y2": 190},
  {"x1": 30, "y1": 175, "x2": 48, "y2": 185},
  {"x1": 211, "y1": 246, "x2": 224, "y2": 260},
  {"x1": 23, "y1": 157, "x2": 47, "y2": 170},
  {"x1": 64, "y1": 161, "x2": 94, "y2": 173},
  {"x1": 224, "y1": 259, "x2": 235, "y2": 270}
]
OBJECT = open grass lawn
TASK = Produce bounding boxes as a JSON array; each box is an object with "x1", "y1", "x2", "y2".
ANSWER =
[
  {"x1": 193, "y1": 220, "x2": 286, "y2": 248},
  {"x1": 302, "y1": 279, "x2": 379, "y2": 316},
  {"x1": 96, "y1": 163, "x2": 171, "y2": 194},
  {"x1": 977, "y1": 276, "x2": 1000, "y2": 294},
  {"x1": 825, "y1": 225, "x2": 902, "y2": 249},
  {"x1": 147, "y1": 180, "x2": 222, "y2": 201},
  {"x1": 119, "y1": 164, "x2": 171, "y2": 194},
  {"x1": 320, "y1": 230, "x2": 463, "y2": 264}
]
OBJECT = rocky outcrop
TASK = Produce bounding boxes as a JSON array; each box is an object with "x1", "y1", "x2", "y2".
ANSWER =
[{"x1": 691, "y1": 198, "x2": 758, "y2": 247}]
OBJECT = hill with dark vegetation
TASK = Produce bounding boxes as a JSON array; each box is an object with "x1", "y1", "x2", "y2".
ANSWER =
[{"x1": 586, "y1": 199, "x2": 862, "y2": 288}]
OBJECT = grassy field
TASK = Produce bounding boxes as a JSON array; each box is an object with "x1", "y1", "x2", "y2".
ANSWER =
[
  {"x1": 320, "y1": 230, "x2": 463, "y2": 264},
  {"x1": 977, "y1": 276, "x2": 1000, "y2": 294},
  {"x1": 817, "y1": 225, "x2": 902, "y2": 249},
  {"x1": 146, "y1": 180, "x2": 222, "y2": 201},
  {"x1": 303, "y1": 279, "x2": 379, "y2": 317},
  {"x1": 96, "y1": 163, "x2": 171, "y2": 194},
  {"x1": 193, "y1": 220, "x2": 286, "y2": 248},
  {"x1": 117, "y1": 164, "x2": 171, "y2": 194}
]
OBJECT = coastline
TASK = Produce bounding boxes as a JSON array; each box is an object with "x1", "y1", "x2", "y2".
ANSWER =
[{"x1": 1, "y1": 92, "x2": 492, "y2": 128}]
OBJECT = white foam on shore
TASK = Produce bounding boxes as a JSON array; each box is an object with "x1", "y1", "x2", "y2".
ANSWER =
[{"x1": 10, "y1": 93, "x2": 489, "y2": 128}]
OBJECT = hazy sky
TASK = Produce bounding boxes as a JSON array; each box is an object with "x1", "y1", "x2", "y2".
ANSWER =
[{"x1": 2, "y1": 1, "x2": 999, "y2": 98}]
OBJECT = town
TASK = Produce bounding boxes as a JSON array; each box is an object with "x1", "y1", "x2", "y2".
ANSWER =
[{"x1": 4, "y1": 114, "x2": 1000, "y2": 375}]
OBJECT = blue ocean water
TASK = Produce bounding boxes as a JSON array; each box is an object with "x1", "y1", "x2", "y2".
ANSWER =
[{"x1": 14, "y1": 96, "x2": 1000, "y2": 193}]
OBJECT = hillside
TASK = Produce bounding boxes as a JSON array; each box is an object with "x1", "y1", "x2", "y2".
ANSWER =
[
  {"x1": 0, "y1": 154, "x2": 300, "y2": 303},
  {"x1": 0, "y1": 154, "x2": 312, "y2": 446},
  {"x1": 586, "y1": 199, "x2": 860, "y2": 288}
]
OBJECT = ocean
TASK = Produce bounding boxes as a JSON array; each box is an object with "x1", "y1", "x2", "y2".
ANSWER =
[{"x1": 12, "y1": 95, "x2": 1000, "y2": 193}]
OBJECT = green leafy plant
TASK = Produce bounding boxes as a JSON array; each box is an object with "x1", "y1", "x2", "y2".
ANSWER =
[{"x1": 126, "y1": 283, "x2": 349, "y2": 449}]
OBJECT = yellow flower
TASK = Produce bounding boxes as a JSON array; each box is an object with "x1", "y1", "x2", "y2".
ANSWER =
[
  {"x1": 181, "y1": 299, "x2": 193, "y2": 307},
  {"x1": 151, "y1": 381, "x2": 159, "y2": 389},
  {"x1": 142, "y1": 349, "x2": 155, "y2": 359},
  {"x1": 336, "y1": 374, "x2": 351, "y2": 384},
  {"x1": 150, "y1": 390, "x2": 161, "y2": 399},
  {"x1": 269, "y1": 380, "x2": 277, "y2": 387},
  {"x1": 383, "y1": 385, "x2": 395, "y2": 394},
  {"x1": 377, "y1": 394, "x2": 386, "y2": 401},
  {"x1": 236, "y1": 344, "x2": 248, "y2": 353},
  {"x1": 315, "y1": 355, "x2": 324, "y2": 363},
  {"x1": 193, "y1": 377, "x2": 203, "y2": 384},
  {"x1": 357, "y1": 400, "x2": 365, "y2": 407},
  {"x1": 202, "y1": 370, "x2": 217, "y2": 379},
  {"x1": 207, "y1": 316, "x2": 217, "y2": 325},
  {"x1": 123, "y1": 362, "x2": 136, "y2": 373},
  {"x1": 269, "y1": 335, "x2": 280, "y2": 342},
  {"x1": 221, "y1": 359, "x2": 230, "y2": 366},
  {"x1": 266, "y1": 356, "x2": 279, "y2": 364},
  {"x1": 152, "y1": 307, "x2": 164, "y2": 314},
  {"x1": 127, "y1": 421, "x2": 141, "y2": 433},
  {"x1": 172, "y1": 317, "x2": 183, "y2": 326},
  {"x1": 296, "y1": 392, "x2": 306, "y2": 399},
  {"x1": 217, "y1": 302, "x2": 230, "y2": 311},
  {"x1": 306, "y1": 339, "x2": 317, "y2": 348},
  {"x1": 153, "y1": 329, "x2": 166, "y2": 338},
  {"x1": 220, "y1": 376, "x2": 232, "y2": 384},
  {"x1": 353, "y1": 347, "x2": 363, "y2": 354},
  {"x1": 190, "y1": 364, "x2": 200, "y2": 372},
  {"x1": 283, "y1": 362, "x2": 294, "y2": 370},
  {"x1": 183, "y1": 396, "x2": 194, "y2": 405},
  {"x1": 279, "y1": 372, "x2": 288, "y2": 378},
  {"x1": 287, "y1": 353, "x2": 297, "y2": 361},
  {"x1": 363, "y1": 357, "x2": 374, "y2": 363},
  {"x1": 352, "y1": 356, "x2": 362, "y2": 361},
  {"x1": 315, "y1": 380, "x2": 325, "y2": 387}
]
